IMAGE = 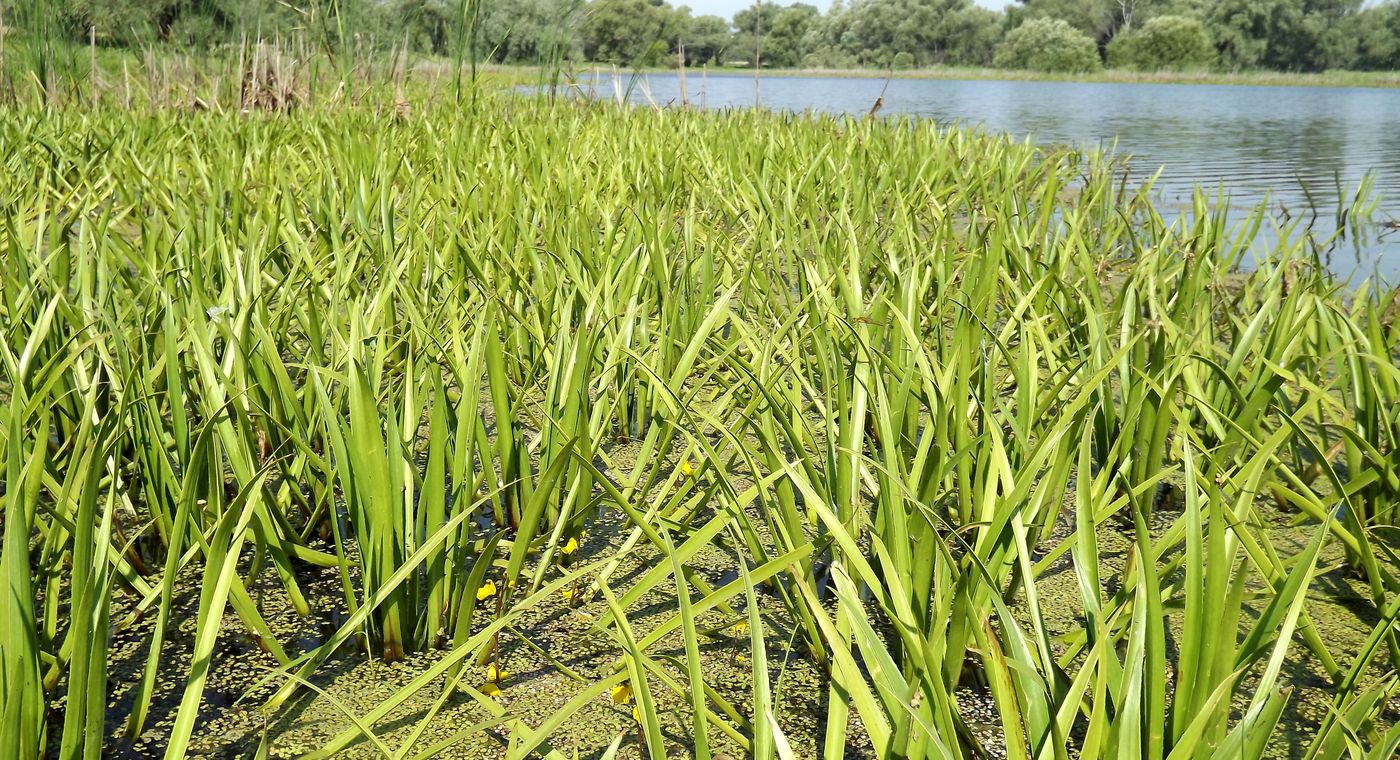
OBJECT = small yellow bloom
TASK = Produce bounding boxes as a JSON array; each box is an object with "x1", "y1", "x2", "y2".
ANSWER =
[
  {"x1": 736, "y1": 654, "x2": 748, "y2": 663},
  {"x1": 632, "y1": 705, "x2": 640, "y2": 722},
  {"x1": 486, "y1": 663, "x2": 509, "y2": 682},
  {"x1": 476, "y1": 580, "x2": 497, "y2": 601},
  {"x1": 680, "y1": 459, "x2": 697, "y2": 477},
  {"x1": 481, "y1": 681, "x2": 502, "y2": 698},
  {"x1": 562, "y1": 587, "x2": 575, "y2": 600},
  {"x1": 730, "y1": 621, "x2": 749, "y2": 637},
  {"x1": 611, "y1": 683, "x2": 632, "y2": 705},
  {"x1": 562, "y1": 537, "x2": 579, "y2": 555}
]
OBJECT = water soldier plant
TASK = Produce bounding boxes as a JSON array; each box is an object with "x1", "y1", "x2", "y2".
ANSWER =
[{"x1": 1, "y1": 67, "x2": 1399, "y2": 759}]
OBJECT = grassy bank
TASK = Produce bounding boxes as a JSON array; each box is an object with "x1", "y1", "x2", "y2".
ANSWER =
[{"x1": 2, "y1": 83, "x2": 1399, "y2": 760}]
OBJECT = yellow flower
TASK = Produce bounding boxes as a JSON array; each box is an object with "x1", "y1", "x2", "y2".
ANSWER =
[
  {"x1": 730, "y1": 621, "x2": 749, "y2": 637},
  {"x1": 476, "y1": 580, "x2": 497, "y2": 601},
  {"x1": 680, "y1": 459, "x2": 697, "y2": 477},
  {"x1": 611, "y1": 683, "x2": 632, "y2": 705},
  {"x1": 562, "y1": 537, "x2": 579, "y2": 555},
  {"x1": 562, "y1": 587, "x2": 575, "y2": 600},
  {"x1": 481, "y1": 681, "x2": 502, "y2": 698},
  {"x1": 736, "y1": 654, "x2": 748, "y2": 663},
  {"x1": 486, "y1": 663, "x2": 509, "y2": 682},
  {"x1": 632, "y1": 705, "x2": 640, "y2": 722}
]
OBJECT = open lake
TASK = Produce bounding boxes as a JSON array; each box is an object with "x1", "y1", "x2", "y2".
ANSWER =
[{"x1": 582, "y1": 73, "x2": 1400, "y2": 279}]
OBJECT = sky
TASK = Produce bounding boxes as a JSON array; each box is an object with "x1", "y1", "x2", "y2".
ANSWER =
[{"x1": 682, "y1": 0, "x2": 1013, "y2": 22}]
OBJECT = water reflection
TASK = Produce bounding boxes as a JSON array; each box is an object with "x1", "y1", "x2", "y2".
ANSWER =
[{"x1": 584, "y1": 73, "x2": 1400, "y2": 279}]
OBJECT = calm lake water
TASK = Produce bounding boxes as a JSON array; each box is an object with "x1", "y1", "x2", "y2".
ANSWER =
[{"x1": 583, "y1": 73, "x2": 1400, "y2": 280}]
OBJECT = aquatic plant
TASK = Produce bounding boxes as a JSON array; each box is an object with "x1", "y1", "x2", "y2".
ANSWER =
[{"x1": 1, "y1": 79, "x2": 1398, "y2": 759}]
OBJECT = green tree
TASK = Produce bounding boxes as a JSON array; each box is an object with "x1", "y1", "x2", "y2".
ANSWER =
[
  {"x1": 731, "y1": 3, "x2": 819, "y2": 67},
  {"x1": 841, "y1": 0, "x2": 948, "y2": 67},
  {"x1": 940, "y1": 5, "x2": 1004, "y2": 65},
  {"x1": 1107, "y1": 14, "x2": 1214, "y2": 69},
  {"x1": 766, "y1": 3, "x2": 820, "y2": 65},
  {"x1": 394, "y1": 0, "x2": 454, "y2": 55},
  {"x1": 1350, "y1": 1, "x2": 1400, "y2": 70},
  {"x1": 14, "y1": 0, "x2": 1392, "y2": 72},
  {"x1": 730, "y1": 3, "x2": 765, "y2": 36},
  {"x1": 819, "y1": 0, "x2": 1002, "y2": 68},
  {"x1": 799, "y1": 0, "x2": 862, "y2": 67},
  {"x1": 681, "y1": 14, "x2": 732, "y2": 65},
  {"x1": 579, "y1": 0, "x2": 676, "y2": 64},
  {"x1": 1010, "y1": 0, "x2": 1161, "y2": 49},
  {"x1": 994, "y1": 16, "x2": 1102, "y2": 71},
  {"x1": 50, "y1": 0, "x2": 229, "y2": 44},
  {"x1": 1206, "y1": 0, "x2": 1362, "y2": 71},
  {"x1": 479, "y1": 0, "x2": 581, "y2": 63}
]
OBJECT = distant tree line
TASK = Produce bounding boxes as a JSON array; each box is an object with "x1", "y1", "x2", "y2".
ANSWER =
[{"x1": 3, "y1": 0, "x2": 1399, "y2": 72}]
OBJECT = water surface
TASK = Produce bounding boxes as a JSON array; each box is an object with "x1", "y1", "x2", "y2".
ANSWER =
[{"x1": 586, "y1": 73, "x2": 1400, "y2": 279}]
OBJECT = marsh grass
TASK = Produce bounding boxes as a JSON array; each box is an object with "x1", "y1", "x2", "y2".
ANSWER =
[{"x1": 1, "y1": 74, "x2": 1399, "y2": 760}]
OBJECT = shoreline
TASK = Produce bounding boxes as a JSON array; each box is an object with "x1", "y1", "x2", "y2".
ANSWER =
[{"x1": 531, "y1": 63, "x2": 1400, "y2": 90}]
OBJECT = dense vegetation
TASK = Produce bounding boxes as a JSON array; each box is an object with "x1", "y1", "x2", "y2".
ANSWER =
[
  {"x1": 992, "y1": 17, "x2": 1102, "y2": 73},
  {"x1": 2, "y1": 58, "x2": 1400, "y2": 757},
  {"x1": 4, "y1": 0, "x2": 1400, "y2": 74}
]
